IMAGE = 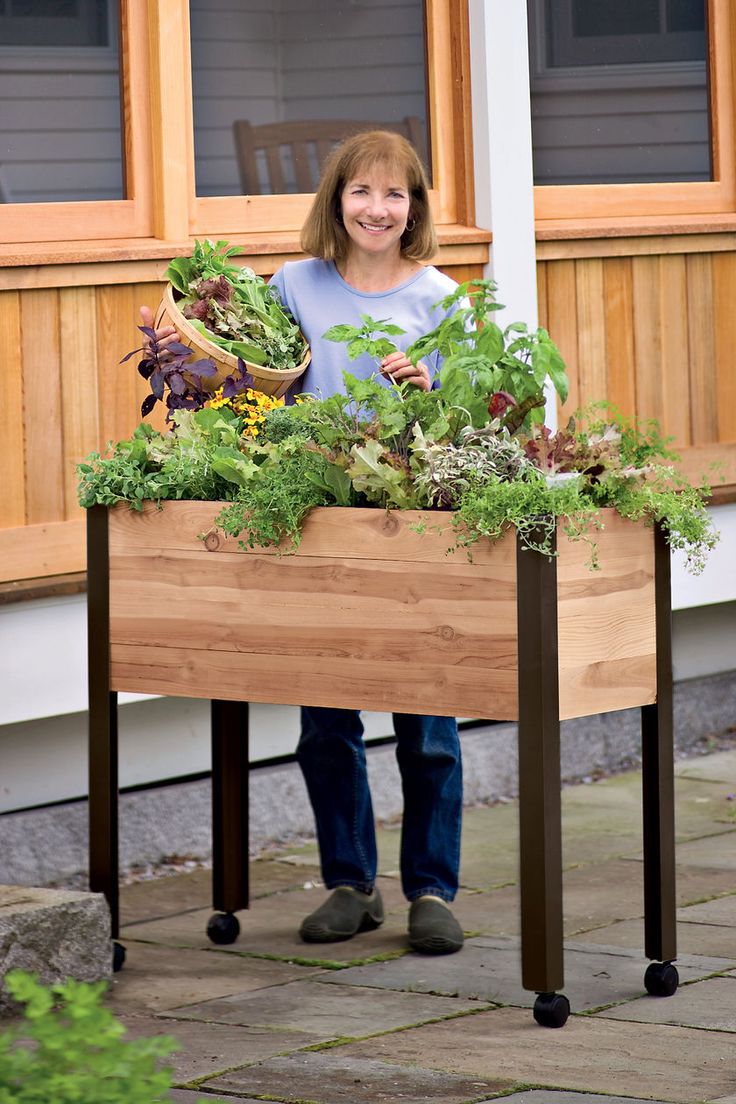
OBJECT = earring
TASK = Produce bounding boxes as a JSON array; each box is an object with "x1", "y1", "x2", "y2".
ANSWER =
[{"x1": 406, "y1": 217, "x2": 416, "y2": 232}]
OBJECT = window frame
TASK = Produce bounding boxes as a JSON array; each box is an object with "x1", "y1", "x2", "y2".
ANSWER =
[
  {"x1": 530, "y1": 0, "x2": 736, "y2": 224},
  {"x1": 0, "y1": 0, "x2": 113, "y2": 49},
  {"x1": 548, "y1": 0, "x2": 706, "y2": 67},
  {"x1": 0, "y1": 0, "x2": 152, "y2": 244},
  {"x1": 0, "y1": 0, "x2": 473, "y2": 250},
  {"x1": 186, "y1": 0, "x2": 466, "y2": 238}
]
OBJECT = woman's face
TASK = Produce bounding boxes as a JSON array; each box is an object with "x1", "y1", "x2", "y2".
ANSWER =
[{"x1": 339, "y1": 165, "x2": 412, "y2": 261}]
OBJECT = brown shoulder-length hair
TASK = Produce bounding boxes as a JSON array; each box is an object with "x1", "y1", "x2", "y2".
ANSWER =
[{"x1": 300, "y1": 129, "x2": 437, "y2": 262}]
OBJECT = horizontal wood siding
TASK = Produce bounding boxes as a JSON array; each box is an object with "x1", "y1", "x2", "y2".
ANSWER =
[
  {"x1": 190, "y1": 0, "x2": 282, "y2": 197},
  {"x1": 539, "y1": 250, "x2": 736, "y2": 485},
  {"x1": 279, "y1": 0, "x2": 426, "y2": 124},
  {"x1": 530, "y1": 76, "x2": 711, "y2": 185}
]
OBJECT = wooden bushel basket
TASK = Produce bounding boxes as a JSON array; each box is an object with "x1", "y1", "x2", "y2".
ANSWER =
[{"x1": 155, "y1": 283, "x2": 311, "y2": 399}]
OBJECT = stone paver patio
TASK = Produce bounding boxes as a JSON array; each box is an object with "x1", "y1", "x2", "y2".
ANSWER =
[{"x1": 11, "y1": 745, "x2": 736, "y2": 1103}]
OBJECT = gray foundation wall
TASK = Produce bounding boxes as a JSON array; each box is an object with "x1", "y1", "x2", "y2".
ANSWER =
[{"x1": 1, "y1": 669, "x2": 733, "y2": 889}]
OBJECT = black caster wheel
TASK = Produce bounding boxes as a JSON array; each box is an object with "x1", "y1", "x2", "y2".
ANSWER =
[
  {"x1": 207, "y1": 911, "x2": 240, "y2": 945},
  {"x1": 644, "y1": 961, "x2": 679, "y2": 997},
  {"x1": 112, "y1": 941, "x2": 126, "y2": 972},
  {"x1": 533, "y1": 991, "x2": 570, "y2": 1028}
]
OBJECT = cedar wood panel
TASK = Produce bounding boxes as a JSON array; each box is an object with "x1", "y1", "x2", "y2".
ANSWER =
[{"x1": 105, "y1": 502, "x2": 656, "y2": 721}]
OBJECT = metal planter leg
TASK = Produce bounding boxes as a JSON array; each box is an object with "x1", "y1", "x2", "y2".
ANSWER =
[
  {"x1": 87, "y1": 506, "x2": 124, "y2": 971},
  {"x1": 641, "y1": 523, "x2": 678, "y2": 996},
  {"x1": 207, "y1": 698, "x2": 250, "y2": 945},
  {"x1": 516, "y1": 527, "x2": 569, "y2": 1028}
]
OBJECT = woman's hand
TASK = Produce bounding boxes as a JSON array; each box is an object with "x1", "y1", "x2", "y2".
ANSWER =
[
  {"x1": 380, "y1": 350, "x2": 431, "y2": 392},
  {"x1": 139, "y1": 305, "x2": 180, "y2": 352}
]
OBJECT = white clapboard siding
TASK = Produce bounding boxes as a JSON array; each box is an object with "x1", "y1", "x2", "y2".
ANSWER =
[
  {"x1": 0, "y1": 53, "x2": 123, "y2": 203},
  {"x1": 280, "y1": 33, "x2": 421, "y2": 70},
  {"x1": 190, "y1": 0, "x2": 282, "y2": 196},
  {"x1": 530, "y1": 67, "x2": 710, "y2": 185}
]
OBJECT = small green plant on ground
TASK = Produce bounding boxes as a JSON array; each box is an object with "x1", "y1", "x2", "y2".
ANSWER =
[{"x1": 0, "y1": 970, "x2": 222, "y2": 1104}]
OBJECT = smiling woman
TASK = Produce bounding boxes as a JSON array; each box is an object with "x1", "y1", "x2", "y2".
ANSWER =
[
  {"x1": 339, "y1": 174, "x2": 412, "y2": 262},
  {"x1": 269, "y1": 129, "x2": 451, "y2": 398}
]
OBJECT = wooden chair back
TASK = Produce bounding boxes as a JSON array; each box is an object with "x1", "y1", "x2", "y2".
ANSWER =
[{"x1": 232, "y1": 117, "x2": 425, "y2": 195}]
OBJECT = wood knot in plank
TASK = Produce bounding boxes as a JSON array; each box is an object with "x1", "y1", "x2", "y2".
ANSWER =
[
  {"x1": 380, "y1": 512, "x2": 400, "y2": 536},
  {"x1": 201, "y1": 528, "x2": 221, "y2": 552}
]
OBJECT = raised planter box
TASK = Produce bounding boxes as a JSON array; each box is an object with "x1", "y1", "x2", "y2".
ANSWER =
[
  {"x1": 87, "y1": 501, "x2": 677, "y2": 1025},
  {"x1": 105, "y1": 501, "x2": 656, "y2": 721}
]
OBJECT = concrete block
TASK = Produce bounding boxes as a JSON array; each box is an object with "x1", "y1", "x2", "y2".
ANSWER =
[{"x1": 0, "y1": 885, "x2": 110, "y2": 1011}]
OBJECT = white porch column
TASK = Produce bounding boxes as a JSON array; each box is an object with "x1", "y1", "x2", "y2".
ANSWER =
[{"x1": 468, "y1": 0, "x2": 557, "y2": 427}]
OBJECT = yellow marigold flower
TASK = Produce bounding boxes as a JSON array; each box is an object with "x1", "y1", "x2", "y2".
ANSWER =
[{"x1": 205, "y1": 384, "x2": 284, "y2": 440}]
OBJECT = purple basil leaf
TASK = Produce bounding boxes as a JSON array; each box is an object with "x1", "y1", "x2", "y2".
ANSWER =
[
  {"x1": 236, "y1": 358, "x2": 255, "y2": 388},
  {"x1": 137, "y1": 359, "x2": 154, "y2": 380},
  {"x1": 168, "y1": 372, "x2": 186, "y2": 396},
  {"x1": 187, "y1": 358, "x2": 218, "y2": 378},
  {"x1": 197, "y1": 276, "x2": 232, "y2": 305},
  {"x1": 159, "y1": 355, "x2": 183, "y2": 374},
  {"x1": 138, "y1": 325, "x2": 157, "y2": 339},
  {"x1": 120, "y1": 346, "x2": 145, "y2": 364},
  {"x1": 166, "y1": 341, "x2": 195, "y2": 357},
  {"x1": 150, "y1": 369, "x2": 165, "y2": 400},
  {"x1": 141, "y1": 394, "x2": 157, "y2": 418}
]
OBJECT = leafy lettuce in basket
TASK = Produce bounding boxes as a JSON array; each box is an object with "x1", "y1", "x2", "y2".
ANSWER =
[{"x1": 166, "y1": 239, "x2": 307, "y2": 371}]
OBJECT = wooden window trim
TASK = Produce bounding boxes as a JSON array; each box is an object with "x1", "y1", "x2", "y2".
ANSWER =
[
  {"x1": 0, "y1": 0, "x2": 153, "y2": 245},
  {"x1": 187, "y1": 0, "x2": 475, "y2": 238},
  {"x1": 0, "y1": 0, "x2": 480, "y2": 255},
  {"x1": 0, "y1": 226, "x2": 490, "y2": 287},
  {"x1": 533, "y1": 0, "x2": 736, "y2": 231}
]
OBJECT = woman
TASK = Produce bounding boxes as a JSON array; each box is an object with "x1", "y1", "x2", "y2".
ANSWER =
[{"x1": 143, "y1": 131, "x2": 464, "y2": 955}]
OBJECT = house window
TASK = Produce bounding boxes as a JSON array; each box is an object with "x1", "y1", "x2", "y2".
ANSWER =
[
  {"x1": 528, "y1": 0, "x2": 711, "y2": 186},
  {"x1": 0, "y1": 0, "x2": 110, "y2": 48},
  {"x1": 188, "y1": 0, "x2": 430, "y2": 198},
  {"x1": 547, "y1": 0, "x2": 706, "y2": 67},
  {"x1": 0, "y1": 0, "x2": 123, "y2": 202}
]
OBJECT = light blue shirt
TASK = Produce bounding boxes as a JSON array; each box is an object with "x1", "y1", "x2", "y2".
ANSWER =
[{"x1": 269, "y1": 258, "x2": 458, "y2": 398}]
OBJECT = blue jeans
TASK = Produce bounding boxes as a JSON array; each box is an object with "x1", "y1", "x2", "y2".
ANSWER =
[{"x1": 297, "y1": 707, "x2": 462, "y2": 902}]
